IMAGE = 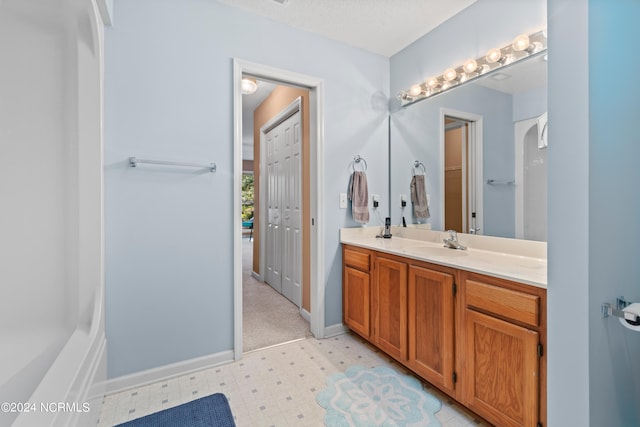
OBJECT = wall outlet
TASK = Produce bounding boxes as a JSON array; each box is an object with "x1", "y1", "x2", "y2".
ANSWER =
[
  {"x1": 400, "y1": 194, "x2": 407, "y2": 207},
  {"x1": 372, "y1": 194, "x2": 379, "y2": 208},
  {"x1": 339, "y1": 193, "x2": 347, "y2": 209}
]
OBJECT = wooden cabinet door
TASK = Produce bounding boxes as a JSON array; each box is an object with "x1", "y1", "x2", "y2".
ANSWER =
[
  {"x1": 463, "y1": 309, "x2": 540, "y2": 427},
  {"x1": 407, "y1": 265, "x2": 456, "y2": 394},
  {"x1": 374, "y1": 256, "x2": 408, "y2": 361},
  {"x1": 343, "y1": 266, "x2": 370, "y2": 338}
]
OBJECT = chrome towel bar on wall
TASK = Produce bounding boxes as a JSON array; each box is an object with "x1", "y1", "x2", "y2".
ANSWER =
[{"x1": 129, "y1": 157, "x2": 217, "y2": 173}]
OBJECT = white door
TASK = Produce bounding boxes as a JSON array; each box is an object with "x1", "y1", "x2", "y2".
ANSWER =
[
  {"x1": 265, "y1": 130, "x2": 282, "y2": 292},
  {"x1": 265, "y1": 108, "x2": 302, "y2": 307}
]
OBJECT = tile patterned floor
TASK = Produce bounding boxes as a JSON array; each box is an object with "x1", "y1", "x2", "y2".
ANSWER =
[{"x1": 97, "y1": 333, "x2": 489, "y2": 426}]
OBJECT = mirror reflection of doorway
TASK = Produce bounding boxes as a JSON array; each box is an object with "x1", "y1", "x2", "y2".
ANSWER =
[
  {"x1": 444, "y1": 118, "x2": 467, "y2": 232},
  {"x1": 444, "y1": 115, "x2": 480, "y2": 234},
  {"x1": 515, "y1": 117, "x2": 548, "y2": 242}
]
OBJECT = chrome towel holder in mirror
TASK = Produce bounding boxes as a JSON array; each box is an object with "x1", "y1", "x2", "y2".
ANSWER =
[{"x1": 412, "y1": 160, "x2": 426, "y2": 176}]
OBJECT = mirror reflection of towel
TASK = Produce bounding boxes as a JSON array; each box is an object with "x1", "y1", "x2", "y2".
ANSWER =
[
  {"x1": 348, "y1": 171, "x2": 369, "y2": 224},
  {"x1": 410, "y1": 174, "x2": 430, "y2": 219}
]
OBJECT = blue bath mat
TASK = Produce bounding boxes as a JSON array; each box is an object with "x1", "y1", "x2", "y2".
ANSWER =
[
  {"x1": 317, "y1": 365, "x2": 442, "y2": 427},
  {"x1": 115, "y1": 393, "x2": 235, "y2": 427}
]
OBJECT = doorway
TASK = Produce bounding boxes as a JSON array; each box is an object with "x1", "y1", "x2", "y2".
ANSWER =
[
  {"x1": 233, "y1": 59, "x2": 325, "y2": 360},
  {"x1": 440, "y1": 108, "x2": 483, "y2": 234},
  {"x1": 242, "y1": 84, "x2": 308, "y2": 352}
]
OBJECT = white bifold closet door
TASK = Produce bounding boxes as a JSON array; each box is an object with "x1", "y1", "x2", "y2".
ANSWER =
[{"x1": 265, "y1": 109, "x2": 302, "y2": 308}]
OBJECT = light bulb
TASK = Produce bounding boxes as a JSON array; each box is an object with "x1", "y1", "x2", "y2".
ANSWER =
[
  {"x1": 409, "y1": 84, "x2": 422, "y2": 97},
  {"x1": 512, "y1": 34, "x2": 530, "y2": 52},
  {"x1": 463, "y1": 59, "x2": 478, "y2": 74},
  {"x1": 443, "y1": 68, "x2": 457, "y2": 82},
  {"x1": 441, "y1": 81, "x2": 451, "y2": 90},
  {"x1": 486, "y1": 48, "x2": 502, "y2": 64},
  {"x1": 241, "y1": 78, "x2": 258, "y2": 94},
  {"x1": 427, "y1": 77, "x2": 439, "y2": 88}
]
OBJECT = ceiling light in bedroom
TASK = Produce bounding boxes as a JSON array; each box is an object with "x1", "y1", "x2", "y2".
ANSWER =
[{"x1": 241, "y1": 78, "x2": 258, "y2": 95}]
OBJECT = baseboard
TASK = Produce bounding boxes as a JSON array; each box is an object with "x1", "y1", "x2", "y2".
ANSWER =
[
  {"x1": 323, "y1": 323, "x2": 348, "y2": 338},
  {"x1": 105, "y1": 350, "x2": 234, "y2": 395},
  {"x1": 299, "y1": 308, "x2": 311, "y2": 323},
  {"x1": 251, "y1": 271, "x2": 262, "y2": 281}
]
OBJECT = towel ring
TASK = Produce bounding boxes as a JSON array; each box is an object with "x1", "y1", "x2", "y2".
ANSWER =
[
  {"x1": 352, "y1": 155, "x2": 367, "y2": 172},
  {"x1": 412, "y1": 160, "x2": 426, "y2": 176}
]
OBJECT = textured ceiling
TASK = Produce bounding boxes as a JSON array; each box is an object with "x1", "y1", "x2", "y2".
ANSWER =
[{"x1": 218, "y1": 0, "x2": 477, "y2": 57}]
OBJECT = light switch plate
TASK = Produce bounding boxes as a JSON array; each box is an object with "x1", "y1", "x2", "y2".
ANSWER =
[{"x1": 339, "y1": 193, "x2": 348, "y2": 209}]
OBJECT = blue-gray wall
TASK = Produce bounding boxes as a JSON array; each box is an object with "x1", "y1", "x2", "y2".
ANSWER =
[
  {"x1": 547, "y1": 0, "x2": 590, "y2": 423},
  {"x1": 587, "y1": 0, "x2": 640, "y2": 424},
  {"x1": 549, "y1": 0, "x2": 640, "y2": 425},
  {"x1": 105, "y1": 0, "x2": 389, "y2": 378}
]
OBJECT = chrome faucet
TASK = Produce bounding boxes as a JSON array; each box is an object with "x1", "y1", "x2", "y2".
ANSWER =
[{"x1": 443, "y1": 230, "x2": 467, "y2": 250}]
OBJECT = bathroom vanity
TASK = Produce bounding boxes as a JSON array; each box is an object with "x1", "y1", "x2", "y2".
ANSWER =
[{"x1": 341, "y1": 227, "x2": 547, "y2": 427}]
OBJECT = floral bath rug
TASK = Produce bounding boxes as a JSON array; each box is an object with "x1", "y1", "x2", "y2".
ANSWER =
[{"x1": 316, "y1": 365, "x2": 442, "y2": 427}]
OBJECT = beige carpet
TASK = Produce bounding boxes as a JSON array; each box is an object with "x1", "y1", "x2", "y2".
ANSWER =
[{"x1": 242, "y1": 238, "x2": 312, "y2": 352}]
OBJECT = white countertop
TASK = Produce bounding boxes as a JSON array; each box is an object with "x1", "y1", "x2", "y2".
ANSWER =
[{"x1": 340, "y1": 226, "x2": 547, "y2": 289}]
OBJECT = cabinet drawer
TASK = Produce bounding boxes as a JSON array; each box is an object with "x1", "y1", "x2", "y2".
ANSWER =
[
  {"x1": 466, "y1": 279, "x2": 540, "y2": 328},
  {"x1": 344, "y1": 248, "x2": 370, "y2": 271}
]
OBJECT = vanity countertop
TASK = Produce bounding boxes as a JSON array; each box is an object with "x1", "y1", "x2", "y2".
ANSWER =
[{"x1": 341, "y1": 226, "x2": 547, "y2": 289}]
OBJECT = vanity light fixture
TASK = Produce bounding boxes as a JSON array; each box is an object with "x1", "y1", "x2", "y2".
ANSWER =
[
  {"x1": 485, "y1": 48, "x2": 503, "y2": 64},
  {"x1": 241, "y1": 78, "x2": 258, "y2": 95},
  {"x1": 443, "y1": 68, "x2": 458, "y2": 82},
  {"x1": 409, "y1": 84, "x2": 423, "y2": 97},
  {"x1": 512, "y1": 34, "x2": 531, "y2": 51},
  {"x1": 463, "y1": 59, "x2": 478, "y2": 74},
  {"x1": 397, "y1": 29, "x2": 547, "y2": 105}
]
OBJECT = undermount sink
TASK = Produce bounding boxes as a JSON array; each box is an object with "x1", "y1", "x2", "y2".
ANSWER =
[{"x1": 400, "y1": 244, "x2": 469, "y2": 258}]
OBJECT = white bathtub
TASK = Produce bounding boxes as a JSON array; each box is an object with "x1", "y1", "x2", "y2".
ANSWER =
[
  {"x1": 0, "y1": 0, "x2": 106, "y2": 426},
  {"x1": 3, "y1": 299, "x2": 107, "y2": 427}
]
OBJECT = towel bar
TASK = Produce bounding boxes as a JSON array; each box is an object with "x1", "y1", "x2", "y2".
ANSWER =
[
  {"x1": 129, "y1": 157, "x2": 217, "y2": 173},
  {"x1": 486, "y1": 179, "x2": 514, "y2": 185}
]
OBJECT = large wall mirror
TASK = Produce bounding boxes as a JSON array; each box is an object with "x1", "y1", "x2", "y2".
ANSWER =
[{"x1": 389, "y1": 52, "x2": 548, "y2": 241}]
